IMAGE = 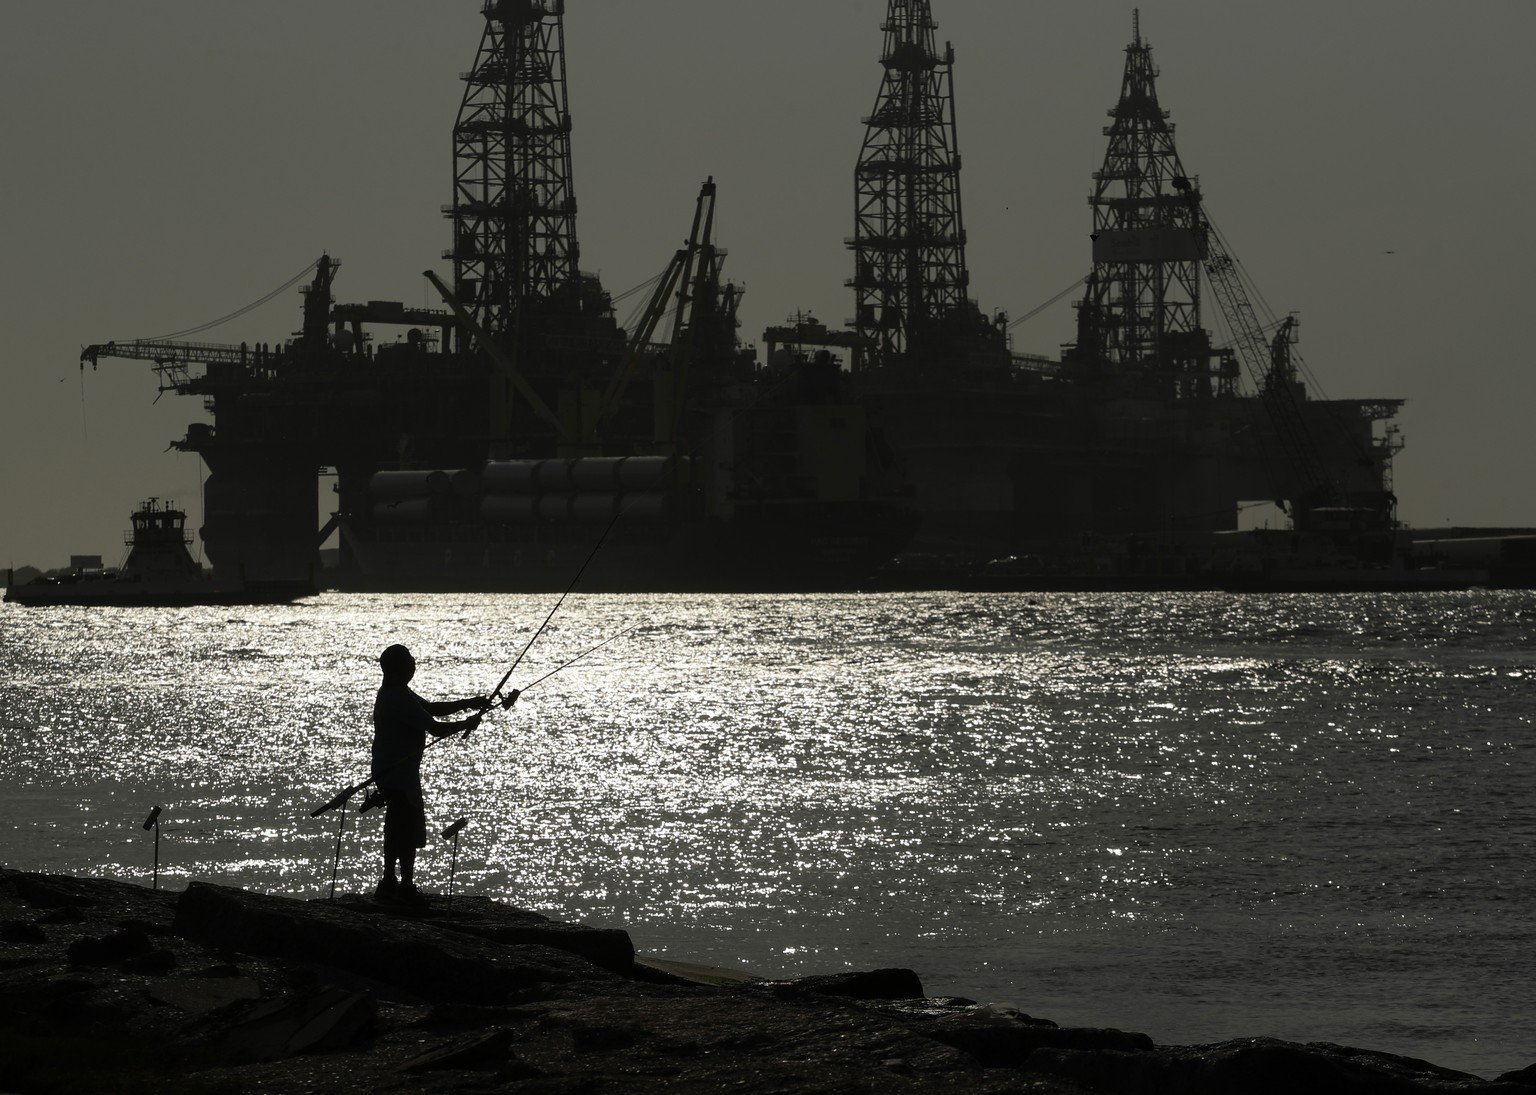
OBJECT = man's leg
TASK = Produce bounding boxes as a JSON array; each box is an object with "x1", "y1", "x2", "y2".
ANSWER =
[
  {"x1": 395, "y1": 786, "x2": 429, "y2": 906},
  {"x1": 377, "y1": 791, "x2": 404, "y2": 900}
]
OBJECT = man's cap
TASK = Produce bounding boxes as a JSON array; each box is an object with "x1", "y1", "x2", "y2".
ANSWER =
[{"x1": 379, "y1": 644, "x2": 414, "y2": 673}]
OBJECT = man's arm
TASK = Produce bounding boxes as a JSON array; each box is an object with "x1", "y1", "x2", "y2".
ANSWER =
[
  {"x1": 421, "y1": 695, "x2": 490, "y2": 717},
  {"x1": 428, "y1": 711, "x2": 480, "y2": 739}
]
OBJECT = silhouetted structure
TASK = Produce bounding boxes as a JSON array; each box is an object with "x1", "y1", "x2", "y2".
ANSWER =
[
  {"x1": 851, "y1": 0, "x2": 989, "y2": 366},
  {"x1": 80, "y1": 2, "x2": 915, "y2": 592},
  {"x1": 449, "y1": 1, "x2": 580, "y2": 339},
  {"x1": 767, "y1": 4, "x2": 1414, "y2": 586},
  {"x1": 78, "y1": 4, "x2": 1443, "y2": 589}
]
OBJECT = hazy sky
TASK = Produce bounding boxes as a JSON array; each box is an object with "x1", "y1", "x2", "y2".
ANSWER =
[{"x1": 3, "y1": 1, "x2": 1533, "y2": 568}]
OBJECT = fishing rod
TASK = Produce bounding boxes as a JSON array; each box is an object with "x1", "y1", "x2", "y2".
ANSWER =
[
  {"x1": 484, "y1": 512, "x2": 620, "y2": 708},
  {"x1": 311, "y1": 517, "x2": 622, "y2": 819},
  {"x1": 308, "y1": 619, "x2": 636, "y2": 818},
  {"x1": 407, "y1": 619, "x2": 640, "y2": 763}
]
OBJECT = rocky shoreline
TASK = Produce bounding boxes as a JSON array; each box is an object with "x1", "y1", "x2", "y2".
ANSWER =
[{"x1": 1, "y1": 869, "x2": 1531, "y2": 1094}]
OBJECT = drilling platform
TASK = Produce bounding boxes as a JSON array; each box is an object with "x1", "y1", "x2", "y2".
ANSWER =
[
  {"x1": 771, "y1": 3, "x2": 1416, "y2": 588},
  {"x1": 80, "y1": 3, "x2": 1455, "y2": 592},
  {"x1": 82, "y1": 1, "x2": 916, "y2": 593}
]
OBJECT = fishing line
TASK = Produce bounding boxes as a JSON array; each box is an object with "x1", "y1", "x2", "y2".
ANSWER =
[
  {"x1": 508, "y1": 622, "x2": 640, "y2": 696},
  {"x1": 310, "y1": 515, "x2": 623, "y2": 818},
  {"x1": 486, "y1": 513, "x2": 620, "y2": 707}
]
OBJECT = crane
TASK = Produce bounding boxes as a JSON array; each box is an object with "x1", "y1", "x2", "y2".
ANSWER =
[
  {"x1": 597, "y1": 178, "x2": 740, "y2": 448},
  {"x1": 1174, "y1": 178, "x2": 1343, "y2": 529},
  {"x1": 79, "y1": 256, "x2": 338, "y2": 394}
]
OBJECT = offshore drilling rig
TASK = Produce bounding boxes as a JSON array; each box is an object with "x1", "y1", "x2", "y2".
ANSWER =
[
  {"x1": 81, "y1": 1, "x2": 916, "y2": 593},
  {"x1": 770, "y1": 2, "x2": 1407, "y2": 585},
  {"x1": 1055, "y1": 12, "x2": 1401, "y2": 547},
  {"x1": 80, "y1": 2, "x2": 1425, "y2": 591},
  {"x1": 767, "y1": 0, "x2": 1028, "y2": 560}
]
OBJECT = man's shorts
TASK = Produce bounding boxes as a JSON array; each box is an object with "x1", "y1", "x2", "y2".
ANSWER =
[{"x1": 380, "y1": 783, "x2": 427, "y2": 853}]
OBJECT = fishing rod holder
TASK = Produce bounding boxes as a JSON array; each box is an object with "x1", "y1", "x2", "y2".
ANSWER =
[
  {"x1": 442, "y1": 817, "x2": 469, "y2": 912},
  {"x1": 312, "y1": 780, "x2": 368, "y2": 818},
  {"x1": 142, "y1": 806, "x2": 162, "y2": 891},
  {"x1": 321, "y1": 785, "x2": 367, "y2": 903}
]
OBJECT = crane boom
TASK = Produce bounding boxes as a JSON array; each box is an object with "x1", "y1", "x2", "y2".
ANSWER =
[
  {"x1": 80, "y1": 339, "x2": 262, "y2": 393},
  {"x1": 1182, "y1": 184, "x2": 1341, "y2": 524}
]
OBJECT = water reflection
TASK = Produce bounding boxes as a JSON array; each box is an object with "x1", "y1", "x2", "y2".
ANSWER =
[{"x1": 1, "y1": 592, "x2": 1533, "y2": 1074}]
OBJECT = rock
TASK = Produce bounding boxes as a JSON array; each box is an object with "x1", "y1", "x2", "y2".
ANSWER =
[
  {"x1": 2, "y1": 870, "x2": 1529, "y2": 1095},
  {"x1": 218, "y1": 987, "x2": 376, "y2": 1062},
  {"x1": 173, "y1": 881, "x2": 621, "y2": 1004},
  {"x1": 1, "y1": 920, "x2": 46, "y2": 944},
  {"x1": 148, "y1": 974, "x2": 264, "y2": 1014},
  {"x1": 37, "y1": 906, "x2": 86, "y2": 925},
  {"x1": 397, "y1": 1027, "x2": 520, "y2": 1073},
  {"x1": 394, "y1": 893, "x2": 636, "y2": 974},
  {"x1": 926, "y1": 1008, "x2": 1153, "y2": 1069},
  {"x1": 570, "y1": 1021, "x2": 646, "y2": 1051},
  {"x1": 1024, "y1": 1037, "x2": 1533, "y2": 1094},
  {"x1": 1496, "y1": 1064, "x2": 1536, "y2": 1087},
  {"x1": 66, "y1": 927, "x2": 153, "y2": 967},
  {"x1": 10, "y1": 875, "x2": 101, "y2": 909},
  {"x1": 776, "y1": 967, "x2": 927, "y2": 1000},
  {"x1": 122, "y1": 948, "x2": 177, "y2": 975}
]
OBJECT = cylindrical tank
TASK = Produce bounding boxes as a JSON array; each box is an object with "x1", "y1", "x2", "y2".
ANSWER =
[
  {"x1": 616, "y1": 455, "x2": 675, "y2": 490},
  {"x1": 619, "y1": 492, "x2": 671, "y2": 523},
  {"x1": 537, "y1": 493, "x2": 574, "y2": 522},
  {"x1": 372, "y1": 498, "x2": 444, "y2": 524},
  {"x1": 536, "y1": 459, "x2": 574, "y2": 492},
  {"x1": 570, "y1": 493, "x2": 619, "y2": 523},
  {"x1": 480, "y1": 495, "x2": 538, "y2": 524},
  {"x1": 481, "y1": 461, "x2": 539, "y2": 494},
  {"x1": 370, "y1": 469, "x2": 452, "y2": 500},
  {"x1": 569, "y1": 457, "x2": 625, "y2": 492},
  {"x1": 449, "y1": 469, "x2": 482, "y2": 498}
]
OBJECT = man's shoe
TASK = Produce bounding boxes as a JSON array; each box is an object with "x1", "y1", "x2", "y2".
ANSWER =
[
  {"x1": 373, "y1": 875, "x2": 399, "y2": 903},
  {"x1": 398, "y1": 882, "x2": 429, "y2": 910}
]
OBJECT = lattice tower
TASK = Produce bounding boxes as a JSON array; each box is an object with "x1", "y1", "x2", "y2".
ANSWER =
[
  {"x1": 447, "y1": 0, "x2": 578, "y2": 339},
  {"x1": 1075, "y1": 11, "x2": 1206, "y2": 374},
  {"x1": 849, "y1": 0, "x2": 970, "y2": 365}
]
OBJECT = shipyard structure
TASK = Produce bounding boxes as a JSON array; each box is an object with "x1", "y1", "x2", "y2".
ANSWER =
[{"x1": 85, "y1": 3, "x2": 1446, "y2": 591}]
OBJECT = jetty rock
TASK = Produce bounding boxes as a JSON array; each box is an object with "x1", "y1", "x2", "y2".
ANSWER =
[{"x1": 1, "y1": 869, "x2": 1532, "y2": 1094}]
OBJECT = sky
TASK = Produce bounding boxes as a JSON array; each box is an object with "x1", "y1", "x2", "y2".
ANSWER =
[{"x1": 3, "y1": 1, "x2": 1533, "y2": 569}]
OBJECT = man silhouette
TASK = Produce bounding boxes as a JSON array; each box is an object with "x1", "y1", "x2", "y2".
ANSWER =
[{"x1": 371, "y1": 644, "x2": 487, "y2": 907}]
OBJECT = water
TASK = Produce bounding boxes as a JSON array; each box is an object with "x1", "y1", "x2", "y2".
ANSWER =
[{"x1": 2, "y1": 591, "x2": 1532, "y2": 1078}]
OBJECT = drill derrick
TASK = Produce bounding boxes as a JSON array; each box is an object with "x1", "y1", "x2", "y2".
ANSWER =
[
  {"x1": 1072, "y1": 11, "x2": 1213, "y2": 391},
  {"x1": 850, "y1": 0, "x2": 989, "y2": 369},
  {"x1": 447, "y1": 0, "x2": 579, "y2": 344}
]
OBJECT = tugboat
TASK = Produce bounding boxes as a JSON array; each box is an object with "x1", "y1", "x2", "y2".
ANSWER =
[{"x1": 3, "y1": 499, "x2": 315, "y2": 607}]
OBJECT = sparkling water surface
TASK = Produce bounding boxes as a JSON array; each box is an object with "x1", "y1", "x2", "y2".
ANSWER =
[{"x1": 2, "y1": 591, "x2": 1532, "y2": 1077}]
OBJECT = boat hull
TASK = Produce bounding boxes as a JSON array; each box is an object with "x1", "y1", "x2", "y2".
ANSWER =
[
  {"x1": 3, "y1": 574, "x2": 314, "y2": 607},
  {"x1": 333, "y1": 501, "x2": 919, "y2": 593}
]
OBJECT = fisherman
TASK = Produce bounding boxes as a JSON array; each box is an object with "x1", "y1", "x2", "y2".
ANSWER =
[{"x1": 371, "y1": 643, "x2": 490, "y2": 907}]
